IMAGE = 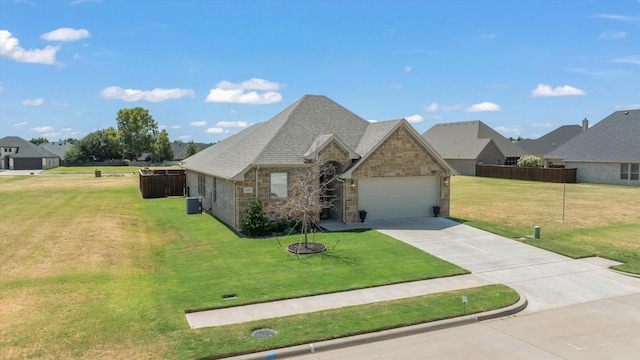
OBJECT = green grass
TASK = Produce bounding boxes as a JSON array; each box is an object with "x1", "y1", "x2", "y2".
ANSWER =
[
  {"x1": 451, "y1": 176, "x2": 640, "y2": 274},
  {"x1": 146, "y1": 197, "x2": 468, "y2": 312},
  {"x1": 0, "y1": 175, "x2": 518, "y2": 359},
  {"x1": 171, "y1": 284, "x2": 517, "y2": 359}
]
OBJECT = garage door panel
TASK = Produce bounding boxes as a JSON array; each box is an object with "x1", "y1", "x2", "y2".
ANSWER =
[{"x1": 358, "y1": 176, "x2": 438, "y2": 221}]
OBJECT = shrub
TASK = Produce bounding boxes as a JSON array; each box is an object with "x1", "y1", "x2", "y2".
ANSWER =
[
  {"x1": 517, "y1": 155, "x2": 544, "y2": 167},
  {"x1": 241, "y1": 199, "x2": 269, "y2": 237}
]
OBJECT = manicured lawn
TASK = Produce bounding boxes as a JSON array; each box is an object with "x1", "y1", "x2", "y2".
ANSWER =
[
  {"x1": 0, "y1": 175, "x2": 518, "y2": 359},
  {"x1": 450, "y1": 176, "x2": 640, "y2": 274}
]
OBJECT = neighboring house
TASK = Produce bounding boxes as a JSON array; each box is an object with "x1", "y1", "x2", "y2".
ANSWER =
[
  {"x1": 0, "y1": 136, "x2": 60, "y2": 170},
  {"x1": 421, "y1": 121, "x2": 529, "y2": 175},
  {"x1": 40, "y1": 141, "x2": 73, "y2": 160},
  {"x1": 182, "y1": 95, "x2": 454, "y2": 228},
  {"x1": 171, "y1": 142, "x2": 212, "y2": 161},
  {"x1": 545, "y1": 110, "x2": 640, "y2": 185},
  {"x1": 517, "y1": 119, "x2": 587, "y2": 156}
]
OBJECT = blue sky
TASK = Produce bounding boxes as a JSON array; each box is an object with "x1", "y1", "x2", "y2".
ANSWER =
[{"x1": 1, "y1": 0, "x2": 639, "y2": 143}]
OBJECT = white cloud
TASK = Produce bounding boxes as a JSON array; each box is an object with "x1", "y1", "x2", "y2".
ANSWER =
[
  {"x1": 178, "y1": 135, "x2": 191, "y2": 140},
  {"x1": 0, "y1": 30, "x2": 59, "y2": 64},
  {"x1": 494, "y1": 125, "x2": 522, "y2": 136},
  {"x1": 190, "y1": 121, "x2": 207, "y2": 127},
  {"x1": 22, "y1": 98, "x2": 44, "y2": 106},
  {"x1": 532, "y1": 122, "x2": 554, "y2": 129},
  {"x1": 99, "y1": 86, "x2": 195, "y2": 102},
  {"x1": 592, "y1": 14, "x2": 640, "y2": 23},
  {"x1": 13, "y1": 122, "x2": 27, "y2": 127},
  {"x1": 531, "y1": 84, "x2": 586, "y2": 97},
  {"x1": 206, "y1": 127, "x2": 224, "y2": 134},
  {"x1": 216, "y1": 121, "x2": 248, "y2": 128},
  {"x1": 217, "y1": 78, "x2": 280, "y2": 91},
  {"x1": 612, "y1": 56, "x2": 640, "y2": 65},
  {"x1": 205, "y1": 78, "x2": 282, "y2": 104},
  {"x1": 32, "y1": 126, "x2": 54, "y2": 133},
  {"x1": 405, "y1": 114, "x2": 423, "y2": 123},
  {"x1": 41, "y1": 28, "x2": 90, "y2": 42},
  {"x1": 51, "y1": 101, "x2": 70, "y2": 107},
  {"x1": 367, "y1": 119, "x2": 379, "y2": 123},
  {"x1": 466, "y1": 102, "x2": 502, "y2": 112},
  {"x1": 404, "y1": 66, "x2": 412, "y2": 73},
  {"x1": 597, "y1": 31, "x2": 626, "y2": 39},
  {"x1": 424, "y1": 102, "x2": 465, "y2": 112},
  {"x1": 171, "y1": 125, "x2": 182, "y2": 129}
]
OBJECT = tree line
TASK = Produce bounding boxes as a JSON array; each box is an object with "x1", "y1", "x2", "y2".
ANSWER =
[{"x1": 31, "y1": 107, "x2": 200, "y2": 163}]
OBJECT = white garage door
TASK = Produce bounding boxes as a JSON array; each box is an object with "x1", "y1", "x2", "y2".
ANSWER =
[{"x1": 358, "y1": 176, "x2": 439, "y2": 221}]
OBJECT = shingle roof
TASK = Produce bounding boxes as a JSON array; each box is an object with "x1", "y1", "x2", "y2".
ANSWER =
[
  {"x1": 517, "y1": 125, "x2": 583, "y2": 156},
  {"x1": 546, "y1": 109, "x2": 640, "y2": 162},
  {"x1": 0, "y1": 136, "x2": 59, "y2": 158},
  {"x1": 182, "y1": 95, "x2": 452, "y2": 180},
  {"x1": 421, "y1": 121, "x2": 528, "y2": 159},
  {"x1": 40, "y1": 141, "x2": 73, "y2": 159},
  {"x1": 170, "y1": 142, "x2": 211, "y2": 160}
]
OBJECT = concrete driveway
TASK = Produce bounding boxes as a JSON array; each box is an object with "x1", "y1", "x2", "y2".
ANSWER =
[
  {"x1": 370, "y1": 217, "x2": 640, "y2": 313},
  {"x1": 0, "y1": 169, "x2": 43, "y2": 176}
]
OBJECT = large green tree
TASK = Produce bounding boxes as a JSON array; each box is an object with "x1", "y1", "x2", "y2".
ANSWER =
[
  {"x1": 184, "y1": 141, "x2": 199, "y2": 158},
  {"x1": 116, "y1": 107, "x2": 158, "y2": 161},
  {"x1": 150, "y1": 129, "x2": 174, "y2": 163},
  {"x1": 29, "y1": 137, "x2": 49, "y2": 145},
  {"x1": 63, "y1": 127, "x2": 122, "y2": 162}
]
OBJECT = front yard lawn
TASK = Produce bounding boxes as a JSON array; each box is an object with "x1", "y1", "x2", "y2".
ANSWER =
[
  {"x1": 451, "y1": 176, "x2": 640, "y2": 274},
  {"x1": 1, "y1": 175, "x2": 520, "y2": 360}
]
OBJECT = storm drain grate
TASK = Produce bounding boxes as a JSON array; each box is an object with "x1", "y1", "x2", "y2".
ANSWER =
[{"x1": 252, "y1": 328, "x2": 277, "y2": 339}]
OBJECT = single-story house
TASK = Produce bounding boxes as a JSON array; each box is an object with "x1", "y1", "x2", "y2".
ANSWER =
[
  {"x1": 0, "y1": 136, "x2": 60, "y2": 170},
  {"x1": 40, "y1": 141, "x2": 74, "y2": 160},
  {"x1": 181, "y1": 95, "x2": 454, "y2": 228},
  {"x1": 545, "y1": 110, "x2": 640, "y2": 185},
  {"x1": 517, "y1": 119, "x2": 587, "y2": 156},
  {"x1": 421, "y1": 121, "x2": 529, "y2": 175}
]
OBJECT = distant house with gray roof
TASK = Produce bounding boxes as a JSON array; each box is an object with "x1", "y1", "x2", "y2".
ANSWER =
[
  {"x1": 517, "y1": 120, "x2": 587, "y2": 156},
  {"x1": 0, "y1": 136, "x2": 60, "y2": 170},
  {"x1": 545, "y1": 110, "x2": 640, "y2": 185},
  {"x1": 181, "y1": 95, "x2": 453, "y2": 228},
  {"x1": 40, "y1": 141, "x2": 74, "y2": 160},
  {"x1": 421, "y1": 121, "x2": 529, "y2": 175},
  {"x1": 171, "y1": 142, "x2": 211, "y2": 161}
]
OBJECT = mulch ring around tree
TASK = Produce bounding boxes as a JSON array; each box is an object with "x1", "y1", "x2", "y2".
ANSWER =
[{"x1": 287, "y1": 242, "x2": 327, "y2": 254}]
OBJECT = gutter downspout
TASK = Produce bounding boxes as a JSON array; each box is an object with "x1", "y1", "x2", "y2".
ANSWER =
[
  {"x1": 255, "y1": 165, "x2": 259, "y2": 199},
  {"x1": 337, "y1": 177, "x2": 347, "y2": 224}
]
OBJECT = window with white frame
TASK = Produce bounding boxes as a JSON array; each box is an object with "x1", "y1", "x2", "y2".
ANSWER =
[
  {"x1": 270, "y1": 172, "x2": 288, "y2": 199},
  {"x1": 620, "y1": 163, "x2": 639, "y2": 181}
]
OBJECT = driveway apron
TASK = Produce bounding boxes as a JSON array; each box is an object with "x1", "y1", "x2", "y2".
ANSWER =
[{"x1": 372, "y1": 217, "x2": 640, "y2": 313}]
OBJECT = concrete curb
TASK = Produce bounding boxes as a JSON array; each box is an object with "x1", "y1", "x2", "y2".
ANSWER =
[
  {"x1": 222, "y1": 291, "x2": 528, "y2": 360},
  {"x1": 609, "y1": 268, "x2": 640, "y2": 279}
]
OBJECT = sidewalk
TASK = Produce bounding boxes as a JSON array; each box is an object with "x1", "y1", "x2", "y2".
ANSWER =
[{"x1": 186, "y1": 274, "x2": 493, "y2": 328}]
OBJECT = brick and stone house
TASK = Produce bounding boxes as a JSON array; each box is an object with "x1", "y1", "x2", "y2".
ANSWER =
[
  {"x1": 545, "y1": 109, "x2": 640, "y2": 185},
  {"x1": 422, "y1": 121, "x2": 529, "y2": 175},
  {"x1": 181, "y1": 95, "x2": 453, "y2": 228}
]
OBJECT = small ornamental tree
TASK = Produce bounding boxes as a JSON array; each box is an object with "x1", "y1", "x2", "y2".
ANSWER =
[
  {"x1": 517, "y1": 155, "x2": 544, "y2": 168},
  {"x1": 241, "y1": 199, "x2": 269, "y2": 237},
  {"x1": 268, "y1": 156, "x2": 338, "y2": 247}
]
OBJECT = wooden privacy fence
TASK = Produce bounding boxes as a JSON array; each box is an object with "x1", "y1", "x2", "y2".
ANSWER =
[
  {"x1": 476, "y1": 165, "x2": 577, "y2": 183},
  {"x1": 139, "y1": 168, "x2": 186, "y2": 198}
]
